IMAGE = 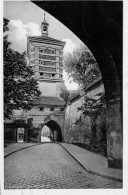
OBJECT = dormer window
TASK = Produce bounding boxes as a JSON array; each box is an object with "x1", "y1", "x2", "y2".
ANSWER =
[
  {"x1": 40, "y1": 107, "x2": 44, "y2": 111},
  {"x1": 50, "y1": 107, "x2": 54, "y2": 111}
]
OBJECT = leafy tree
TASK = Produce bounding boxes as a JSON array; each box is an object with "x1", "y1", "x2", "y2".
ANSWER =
[
  {"x1": 78, "y1": 92, "x2": 106, "y2": 142},
  {"x1": 64, "y1": 45, "x2": 101, "y2": 88},
  {"x1": 60, "y1": 88, "x2": 70, "y2": 103},
  {"x1": 3, "y1": 18, "x2": 11, "y2": 53},
  {"x1": 4, "y1": 18, "x2": 41, "y2": 119}
]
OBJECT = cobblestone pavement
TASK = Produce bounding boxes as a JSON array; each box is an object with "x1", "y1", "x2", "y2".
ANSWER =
[{"x1": 4, "y1": 143, "x2": 122, "y2": 189}]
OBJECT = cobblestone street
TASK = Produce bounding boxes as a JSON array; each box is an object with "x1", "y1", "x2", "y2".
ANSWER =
[{"x1": 4, "y1": 143, "x2": 122, "y2": 189}]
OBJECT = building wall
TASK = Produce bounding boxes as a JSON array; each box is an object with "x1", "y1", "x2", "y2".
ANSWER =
[
  {"x1": 38, "y1": 81, "x2": 67, "y2": 97},
  {"x1": 26, "y1": 106, "x2": 56, "y2": 127},
  {"x1": 64, "y1": 96, "x2": 91, "y2": 143}
]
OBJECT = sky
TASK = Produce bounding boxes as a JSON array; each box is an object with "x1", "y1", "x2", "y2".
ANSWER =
[{"x1": 3, "y1": 0, "x2": 84, "y2": 90}]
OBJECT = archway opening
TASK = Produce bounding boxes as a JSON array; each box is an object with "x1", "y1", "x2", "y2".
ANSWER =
[
  {"x1": 17, "y1": 127, "x2": 25, "y2": 143},
  {"x1": 41, "y1": 125, "x2": 53, "y2": 142},
  {"x1": 44, "y1": 120, "x2": 62, "y2": 142}
]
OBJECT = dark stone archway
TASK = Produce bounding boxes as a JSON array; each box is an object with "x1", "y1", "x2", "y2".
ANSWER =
[
  {"x1": 32, "y1": 1, "x2": 122, "y2": 168},
  {"x1": 44, "y1": 120, "x2": 62, "y2": 142}
]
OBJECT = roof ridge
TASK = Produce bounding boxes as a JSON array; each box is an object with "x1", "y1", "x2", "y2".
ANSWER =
[
  {"x1": 33, "y1": 96, "x2": 65, "y2": 106},
  {"x1": 28, "y1": 36, "x2": 65, "y2": 44}
]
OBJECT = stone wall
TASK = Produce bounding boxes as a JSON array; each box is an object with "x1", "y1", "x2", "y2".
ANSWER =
[
  {"x1": 106, "y1": 98, "x2": 122, "y2": 168},
  {"x1": 64, "y1": 82, "x2": 106, "y2": 155},
  {"x1": 64, "y1": 97, "x2": 105, "y2": 143},
  {"x1": 64, "y1": 96, "x2": 90, "y2": 143}
]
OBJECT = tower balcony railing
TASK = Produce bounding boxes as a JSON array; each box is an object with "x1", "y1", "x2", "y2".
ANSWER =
[
  {"x1": 29, "y1": 51, "x2": 63, "y2": 58},
  {"x1": 29, "y1": 57, "x2": 63, "y2": 64},
  {"x1": 30, "y1": 63, "x2": 63, "y2": 71},
  {"x1": 30, "y1": 59, "x2": 63, "y2": 69},
  {"x1": 39, "y1": 66, "x2": 56, "y2": 72},
  {"x1": 39, "y1": 77, "x2": 63, "y2": 81},
  {"x1": 39, "y1": 70, "x2": 63, "y2": 75},
  {"x1": 39, "y1": 66, "x2": 63, "y2": 72}
]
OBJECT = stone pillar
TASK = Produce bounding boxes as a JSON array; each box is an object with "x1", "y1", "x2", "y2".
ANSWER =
[
  {"x1": 24, "y1": 128, "x2": 28, "y2": 142},
  {"x1": 14, "y1": 128, "x2": 17, "y2": 143},
  {"x1": 35, "y1": 65, "x2": 40, "y2": 78},
  {"x1": 106, "y1": 97, "x2": 122, "y2": 169},
  {"x1": 38, "y1": 130, "x2": 41, "y2": 143}
]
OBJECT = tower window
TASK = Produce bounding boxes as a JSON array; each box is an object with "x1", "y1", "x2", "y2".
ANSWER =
[
  {"x1": 52, "y1": 74, "x2": 55, "y2": 77},
  {"x1": 50, "y1": 107, "x2": 54, "y2": 111},
  {"x1": 40, "y1": 73, "x2": 43, "y2": 76},
  {"x1": 40, "y1": 61, "x2": 43, "y2": 65},
  {"x1": 52, "y1": 51, "x2": 55, "y2": 54}
]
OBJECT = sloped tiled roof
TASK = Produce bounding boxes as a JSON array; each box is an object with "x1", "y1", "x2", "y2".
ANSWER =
[
  {"x1": 28, "y1": 36, "x2": 65, "y2": 46},
  {"x1": 33, "y1": 96, "x2": 65, "y2": 106}
]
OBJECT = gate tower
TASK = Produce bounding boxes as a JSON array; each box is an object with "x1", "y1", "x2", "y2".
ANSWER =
[{"x1": 26, "y1": 13, "x2": 66, "y2": 127}]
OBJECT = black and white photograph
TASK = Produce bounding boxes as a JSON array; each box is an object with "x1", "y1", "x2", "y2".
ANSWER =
[{"x1": 2, "y1": 0, "x2": 127, "y2": 194}]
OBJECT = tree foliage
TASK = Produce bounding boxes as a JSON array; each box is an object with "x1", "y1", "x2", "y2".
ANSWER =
[
  {"x1": 78, "y1": 93, "x2": 105, "y2": 121},
  {"x1": 77, "y1": 92, "x2": 106, "y2": 155},
  {"x1": 64, "y1": 45, "x2": 101, "y2": 87},
  {"x1": 78, "y1": 92, "x2": 106, "y2": 138},
  {"x1": 4, "y1": 18, "x2": 41, "y2": 119}
]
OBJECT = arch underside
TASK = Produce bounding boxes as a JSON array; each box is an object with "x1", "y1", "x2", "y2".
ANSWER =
[
  {"x1": 32, "y1": 1, "x2": 122, "y2": 168},
  {"x1": 32, "y1": 1, "x2": 122, "y2": 100}
]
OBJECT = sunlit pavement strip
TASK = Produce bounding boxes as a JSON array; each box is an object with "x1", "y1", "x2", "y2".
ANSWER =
[
  {"x1": 4, "y1": 143, "x2": 122, "y2": 189},
  {"x1": 41, "y1": 137, "x2": 52, "y2": 142}
]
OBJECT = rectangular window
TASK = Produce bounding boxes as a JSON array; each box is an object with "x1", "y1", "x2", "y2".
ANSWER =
[{"x1": 40, "y1": 73, "x2": 43, "y2": 76}]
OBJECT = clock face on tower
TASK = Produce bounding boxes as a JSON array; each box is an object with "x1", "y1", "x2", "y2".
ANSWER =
[{"x1": 43, "y1": 26, "x2": 47, "y2": 31}]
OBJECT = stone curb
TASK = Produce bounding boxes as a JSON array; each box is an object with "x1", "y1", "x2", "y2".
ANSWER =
[
  {"x1": 4, "y1": 142, "x2": 55, "y2": 157},
  {"x1": 58, "y1": 143, "x2": 122, "y2": 182},
  {"x1": 4, "y1": 143, "x2": 42, "y2": 157}
]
